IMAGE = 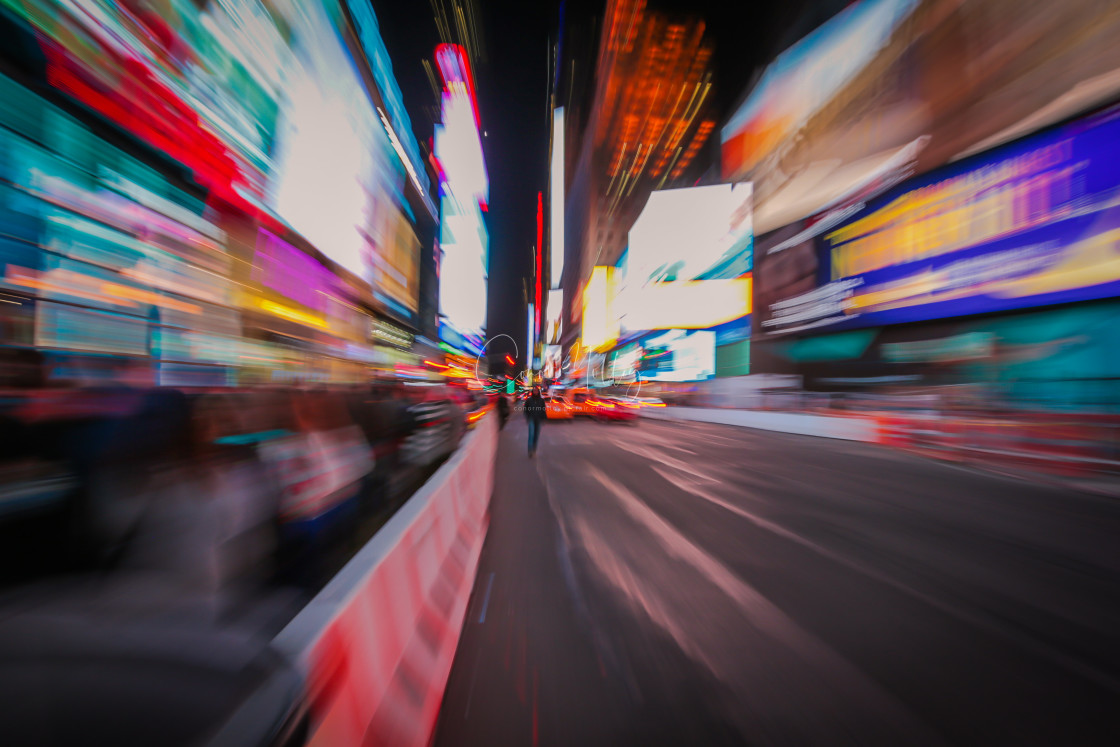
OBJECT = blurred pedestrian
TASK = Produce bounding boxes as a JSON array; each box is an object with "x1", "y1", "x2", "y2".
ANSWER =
[
  {"x1": 525, "y1": 386, "x2": 546, "y2": 457},
  {"x1": 497, "y1": 393, "x2": 510, "y2": 428}
]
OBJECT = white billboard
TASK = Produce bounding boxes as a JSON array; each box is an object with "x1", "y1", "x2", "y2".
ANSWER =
[
  {"x1": 546, "y1": 289, "x2": 563, "y2": 345},
  {"x1": 435, "y1": 44, "x2": 488, "y2": 345},
  {"x1": 617, "y1": 183, "x2": 753, "y2": 333},
  {"x1": 627, "y1": 183, "x2": 752, "y2": 284},
  {"x1": 550, "y1": 107, "x2": 565, "y2": 289}
]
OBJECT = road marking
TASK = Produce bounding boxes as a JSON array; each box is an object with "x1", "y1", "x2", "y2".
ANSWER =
[
  {"x1": 478, "y1": 572, "x2": 495, "y2": 623},
  {"x1": 532, "y1": 668, "x2": 540, "y2": 747},
  {"x1": 580, "y1": 464, "x2": 941, "y2": 740},
  {"x1": 648, "y1": 464, "x2": 1120, "y2": 692},
  {"x1": 586, "y1": 465, "x2": 812, "y2": 643},
  {"x1": 464, "y1": 648, "x2": 483, "y2": 718},
  {"x1": 611, "y1": 439, "x2": 721, "y2": 483},
  {"x1": 537, "y1": 452, "x2": 644, "y2": 702}
]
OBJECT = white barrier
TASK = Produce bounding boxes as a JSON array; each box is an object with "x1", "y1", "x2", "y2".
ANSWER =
[
  {"x1": 642, "y1": 406, "x2": 879, "y2": 442},
  {"x1": 273, "y1": 414, "x2": 498, "y2": 746}
]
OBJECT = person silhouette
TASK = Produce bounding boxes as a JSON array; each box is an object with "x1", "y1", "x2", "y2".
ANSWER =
[{"x1": 524, "y1": 386, "x2": 546, "y2": 457}]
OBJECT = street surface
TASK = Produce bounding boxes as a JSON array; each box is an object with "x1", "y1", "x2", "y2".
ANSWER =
[{"x1": 434, "y1": 417, "x2": 1120, "y2": 746}]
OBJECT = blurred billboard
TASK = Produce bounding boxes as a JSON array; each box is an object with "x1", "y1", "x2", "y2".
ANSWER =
[
  {"x1": 722, "y1": 0, "x2": 918, "y2": 182},
  {"x1": 344, "y1": 0, "x2": 431, "y2": 197},
  {"x1": 724, "y1": 0, "x2": 1120, "y2": 236},
  {"x1": 4, "y1": 0, "x2": 426, "y2": 323},
  {"x1": 620, "y1": 279, "x2": 752, "y2": 333},
  {"x1": 627, "y1": 184, "x2": 753, "y2": 283},
  {"x1": 435, "y1": 43, "x2": 488, "y2": 351},
  {"x1": 550, "y1": 107, "x2": 565, "y2": 290},
  {"x1": 618, "y1": 184, "x2": 752, "y2": 333},
  {"x1": 261, "y1": 1, "x2": 421, "y2": 318},
  {"x1": 762, "y1": 105, "x2": 1120, "y2": 335},
  {"x1": 543, "y1": 344, "x2": 562, "y2": 380},
  {"x1": 610, "y1": 330, "x2": 717, "y2": 383},
  {"x1": 582, "y1": 266, "x2": 617, "y2": 351},
  {"x1": 546, "y1": 289, "x2": 563, "y2": 345}
]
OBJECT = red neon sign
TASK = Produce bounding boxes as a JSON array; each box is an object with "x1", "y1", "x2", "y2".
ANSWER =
[
  {"x1": 435, "y1": 43, "x2": 481, "y2": 130},
  {"x1": 535, "y1": 191, "x2": 543, "y2": 343}
]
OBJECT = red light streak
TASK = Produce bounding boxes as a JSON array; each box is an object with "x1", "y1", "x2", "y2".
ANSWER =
[{"x1": 535, "y1": 191, "x2": 543, "y2": 344}]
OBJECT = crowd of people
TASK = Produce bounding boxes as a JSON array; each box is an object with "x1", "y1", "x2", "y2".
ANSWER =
[{"x1": 0, "y1": 360, "x2": 487, "y2": 617}]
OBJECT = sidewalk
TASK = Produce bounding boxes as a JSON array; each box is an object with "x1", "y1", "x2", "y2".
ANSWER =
[{"x1": 434, "y1": 420, "x2": 686, "y2": 746}]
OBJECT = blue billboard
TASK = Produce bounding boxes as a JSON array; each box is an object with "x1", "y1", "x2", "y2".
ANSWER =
[{"x1": 763, "y1": 105, "x2": 1120, "y2": 334}]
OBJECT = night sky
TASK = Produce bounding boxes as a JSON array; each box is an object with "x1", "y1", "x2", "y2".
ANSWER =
[{"x1": 371, "y1": 0, "x2": 847, "y2": 367}]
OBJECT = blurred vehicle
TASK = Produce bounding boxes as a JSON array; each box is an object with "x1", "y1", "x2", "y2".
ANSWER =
[
  {"x1": 546, "y1": 396, "x2": 574, "y2": 420},
  {"x1": 400, "y1": 387, "x2": 466, "y2": 469},
  {"x1": 454, "y1": 389, "x2": 489, "y2": 427},
  {"x1": 636, "y1": 396, "x2": 666, "y2": 408},
  {"x1": 567, "y1": 389, "x2": 597, "y2": 417},
  {"x1": 590, "y1": 396, "x2": 640, "y2": 423},
  {"x1": 0, "y1": 584, "x2": 308, "y2": 747}
]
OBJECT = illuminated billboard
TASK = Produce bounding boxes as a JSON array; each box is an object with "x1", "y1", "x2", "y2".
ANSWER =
[
  {"x1": 722, "y1": 0, "x2": 917, "y2": 181},
  {"x1": 722, "y1": 0, "x2": 1120, "y2": 236},
  {"x1": 621, "y1": 278, "x2": 751, "y2": 332},
  {"x1": 550, "y1": 107, "x2": 565, "y2": 289},
  {"x1": 4, "y1": 0, "x2": 292, "y2": 206},
  {"x1": 269, "y1": 2, "x2": 421, "y2": 317},
  {"x1": 435, "y1": 44, "x2": 488, "y2": 347},
  {"x1": 618, "y1": 184, "x2": 753, "y2": 333},
  {"x1": 582, "y1": 267, "x2": 618, "y2": 351},
  {"x1": 611, "y1": 330, "x2": 716, "y2": 383},
  {"x1": 628, "y1": 184, "x2": 753, "y2": 283},
  {"x1": 543, "y1": 345, "x2": 562, "y2": 380},
  {"x1": 763, "y1": 106, "x2": 1120, "y2": 335},
  {"x1": 12, "y1": 0, "x2": 426, "y2": 320},
  {"x1": 545, "y1": 289, "x2": 563, "y2": 345},
  {"x1": 344, "y1": 0, "x2": 431, "y2": 197}
]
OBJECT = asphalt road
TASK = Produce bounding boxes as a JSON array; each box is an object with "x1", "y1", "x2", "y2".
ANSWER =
[{"x1": 434, "y1": 416, "x2": 1120, "y2": 746}]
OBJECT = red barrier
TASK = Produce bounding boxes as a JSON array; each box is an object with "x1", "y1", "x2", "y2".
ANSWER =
[
  {"x1": 275, "y1": 415, "x2": 497, "y2": 746},
  {"x1": 874, "y1": 412, "x2": 1120, "y2": 478}
]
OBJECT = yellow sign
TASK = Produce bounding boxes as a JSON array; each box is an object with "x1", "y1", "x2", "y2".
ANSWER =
[
  {"x1": 582, "y1": 266, "x2": 618, "y2": 351},
  {"x1": 257, "y1": 298, "x2": 328, "y2": 330}
]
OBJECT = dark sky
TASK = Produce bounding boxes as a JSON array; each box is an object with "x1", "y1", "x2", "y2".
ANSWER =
[{"x1": 371, "y1": 0, "x2": 847, "y2": 366}]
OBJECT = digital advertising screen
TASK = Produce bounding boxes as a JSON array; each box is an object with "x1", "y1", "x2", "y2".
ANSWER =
[
  {"x1": 618, "y1": 184, "x2": 753, "y2": 333},
  {"x1": 627, "y1": 330, "x2": 716, "y2": 383},
  {"x1": 609, "y1": 343, "x2": 642, "y2": 382},
  {"x1": 543, "y1": 344, "x2": 562, "y2": 380},
  {"x1": 627, "y1": 184, "x2": 753, "y2": 283},
  {"x1": 721, "y1": 0, "x2": 917, "y2": 182},
  {"x1": 435, "y1": 44, "x2": 488, "y2": 346},
  {"x1": 545, "y1": 289, "x2": 563, "y2": 345},
  {"x1": 8, "y1": 0, "x2": 425, "y2": 322},
  {"x1": 722, "y1": 0, "x2": 1120, "y2": 237},
  {"x1": 269, "y1": 2, "x2": 420, "y2": 318},
  {"x1": 763, "y1": 105, "x2": 1120, "y2": 335},
  {"x1": 582, "y1": 266, "x2": 617, "y2": 351}
]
